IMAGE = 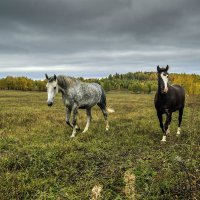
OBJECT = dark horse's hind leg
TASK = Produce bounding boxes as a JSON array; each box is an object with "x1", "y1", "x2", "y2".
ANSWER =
[
  {"x1": 177, "y1": 108, "x2": 184, "y2": 135},
  {"x1": 97, "y1": 103, "x2": 109, "y2": 131}
]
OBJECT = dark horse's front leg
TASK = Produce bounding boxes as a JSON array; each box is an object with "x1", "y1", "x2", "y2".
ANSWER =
[
  {"x1": 162, "y1": 110, "x2": 172, "y2": 142},
  {"x1": 166, "y1": 112, "x2": 172, "y2": 135},
  {"x1": 157, "y1": 111, "x2": 166, "y2": 142},
  {"x1": 157, "y1": 111, "x2": 164, "y2": 132}
]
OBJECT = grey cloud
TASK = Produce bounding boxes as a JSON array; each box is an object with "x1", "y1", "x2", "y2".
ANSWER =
[{"x1": 0, "y1": 0, "x2": 200, "y2": 78}]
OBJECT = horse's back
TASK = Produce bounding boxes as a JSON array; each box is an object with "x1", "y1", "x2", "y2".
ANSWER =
[
  {"x1": 87, "y1": 82, "x2": 102, "y2": 91},
  {"x1": 85, "y1": 82, "x2": 107, "y2": 105},
  {"x1": 171, "y1": 84, "x2": 184, "y2": 92},
  {"x1": 75, "y1": 82, "x2": 105, "y2": 107},
  {"x1": 171, "y1": 84, "x2": 185, "y2": 108},
  {"x1": 171, "y1": 84, "x2": 185, "y2": 99},
  {"x1": 83, "y1": 82, "x2": 103, "y2": 96}
]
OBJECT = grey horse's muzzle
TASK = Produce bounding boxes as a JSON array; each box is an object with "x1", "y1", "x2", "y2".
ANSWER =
[{"x1": 47, "y1": 101, "x2": 53, "y2": 106}]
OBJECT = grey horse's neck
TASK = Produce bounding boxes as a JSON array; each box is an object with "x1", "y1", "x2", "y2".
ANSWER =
[{"x1": 57, "y1": 75, "x2": 81, "y2": 93}]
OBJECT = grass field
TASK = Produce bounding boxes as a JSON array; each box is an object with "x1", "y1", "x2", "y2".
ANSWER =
[{"x1": 0, "y1": 90, "x2": 199, "y2": 199}]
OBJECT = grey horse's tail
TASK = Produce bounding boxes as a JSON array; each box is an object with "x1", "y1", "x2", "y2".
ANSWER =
[{"x1": 107, "y1": 107, "x2": 115, "y2": 113}]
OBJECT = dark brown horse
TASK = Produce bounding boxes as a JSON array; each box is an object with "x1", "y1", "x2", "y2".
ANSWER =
[{"x1": 154, "y1": 65, "x2": 185, "y2": 142}]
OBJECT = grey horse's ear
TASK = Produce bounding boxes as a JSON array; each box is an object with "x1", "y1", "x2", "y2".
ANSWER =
[
  {"x1": 45, "y1": 74, "x2": 49, "y2": 80},
  {"x1": 54, "y1": 74, "x2": 57, "y2": 80},
  {"x1": 157, "y1": 65, "x2": 161, "y2": 72},
  {"x1": 166, "y1": 65, "x2": 169, "y2": 71}
]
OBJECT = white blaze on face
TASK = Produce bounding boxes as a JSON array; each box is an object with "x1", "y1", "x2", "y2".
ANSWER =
[
  {"x1": 46, "y1": 80, "x2": 58, "y2": 103},
  {"x1": 161, "y1": 72, "x2": 169, "y2": 93}
]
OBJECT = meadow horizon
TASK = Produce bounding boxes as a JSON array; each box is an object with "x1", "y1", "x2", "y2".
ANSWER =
[{"x1": 1, "y1": 68, "x2": 200, "y2": 80}]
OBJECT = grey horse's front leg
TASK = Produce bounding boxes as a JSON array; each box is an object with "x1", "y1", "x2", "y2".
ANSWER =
[
  {"x1": 66, "y1": 108, "x2": 73, "y2": 128},
  {"x1": 70, "y1": 105, "x2": 78, "y2": 138},
  {"x1": 82, "y1": 108, "x2": 92, "y2": 133},
  {"x1": 66, "y1": 107, "x2": 80, "y2": 130}
]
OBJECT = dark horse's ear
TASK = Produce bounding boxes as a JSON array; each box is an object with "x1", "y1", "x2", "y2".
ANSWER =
[
  {"x1": 45, "y1": 74, "x2": 49, "y2": 80},
  {"x1": 54, "y1": 74, "x2": 57, "y2": 80},
  {"x1": 157, "y1": 65, "x2": 161, "y2": 72},
  {"x1": 166, "y1": 65, "x2": 169, "y2": 71}
]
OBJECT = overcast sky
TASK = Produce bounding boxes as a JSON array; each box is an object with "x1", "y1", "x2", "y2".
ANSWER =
[{"x1": 0, "y1": 0, "x2": 200, "y2": 79}]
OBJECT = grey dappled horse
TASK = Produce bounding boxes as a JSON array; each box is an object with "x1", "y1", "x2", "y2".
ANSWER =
[
  {"x1": 45, "y1": 74, "x2": 114, "y2": 137},
  {"x1": 154, "y1": 66, "x2": 185, "y2": 142}
]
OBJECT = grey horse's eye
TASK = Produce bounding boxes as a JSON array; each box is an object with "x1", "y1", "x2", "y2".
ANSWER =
[{"x1": 54, "y1": 87, "x2": 56, "y2": 90}]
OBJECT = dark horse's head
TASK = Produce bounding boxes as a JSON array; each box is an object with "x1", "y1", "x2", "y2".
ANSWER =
[
  {"x1": 45, "y1": 74, "x2": 58, "y2": 106},
  {"x1": 157, "y1": 65, "x2": 169, "y2": 94}
]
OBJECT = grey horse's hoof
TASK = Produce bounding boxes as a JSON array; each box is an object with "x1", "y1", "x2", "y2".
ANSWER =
[
  {"x1": 82, "y1": 131, "x2": 86, "y2": 134},
  {"x1": 75, "y1": 125, "x2": 80, "y2": 131}
]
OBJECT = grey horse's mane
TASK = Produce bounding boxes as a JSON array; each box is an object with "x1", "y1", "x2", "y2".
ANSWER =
[{"x1": 57, "y1": 75, "x2": 81, "y2": 90}]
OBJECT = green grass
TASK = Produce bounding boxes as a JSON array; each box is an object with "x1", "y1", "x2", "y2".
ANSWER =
[{"x1": 0, "y1": 90, "x2": 199, "y2": 199}]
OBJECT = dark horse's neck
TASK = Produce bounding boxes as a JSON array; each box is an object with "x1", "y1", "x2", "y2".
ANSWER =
[
  {"x1": 157, "y1": 81, "x2": 170, "y2": 98},
  {"x1": 157, "y1": 80, "x2": 163, "y2": 96}
]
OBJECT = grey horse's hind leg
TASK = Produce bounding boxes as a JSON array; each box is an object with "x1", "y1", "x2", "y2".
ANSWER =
[
  {"x1": 70, "y1": 105, "x2": 79, "y2": 138},
  {"x1": 66, "y1": 107, "x2": 80, "y2": 131},
  {"x1": 97, "y1": 103, "x2": 109, "y2": 131},
  {"x1": 82, "y1": 108, "x2": 92, "y2": 133}
]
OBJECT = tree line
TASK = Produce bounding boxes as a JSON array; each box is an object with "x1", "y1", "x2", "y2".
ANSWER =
[
  {"x1": 0, "y1": 76, "x2": 46, "y2": 91},
  {"x1": 0, "y1": 72, "x2": 200, "y2": 95}
]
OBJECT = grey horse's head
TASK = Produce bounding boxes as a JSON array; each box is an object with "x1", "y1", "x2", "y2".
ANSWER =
[
  {"x1": 157, "y1": 65, "x2": 169, "y2": 94},
  {"x1": 45, "y1": 74, "x2": 58, "y2": 106}
]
